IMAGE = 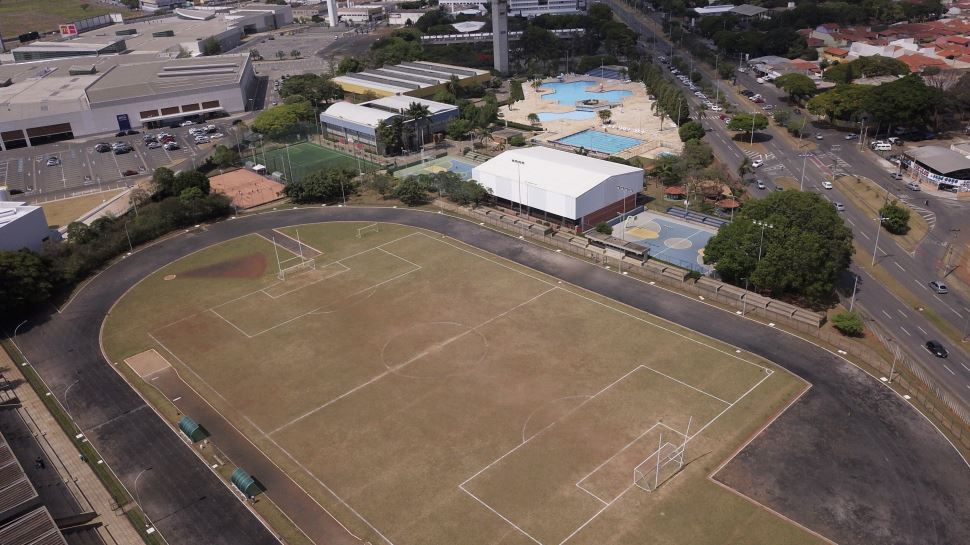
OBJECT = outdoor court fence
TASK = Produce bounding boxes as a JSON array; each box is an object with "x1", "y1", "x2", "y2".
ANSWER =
[{"x1": 436, "y1": 200, "x2": 970, "y2": 453}]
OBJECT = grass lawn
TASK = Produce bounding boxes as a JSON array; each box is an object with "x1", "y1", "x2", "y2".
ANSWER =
[
  {"x1": 0, "y1": 0, "x2": 140, "y2": 38},
  {"x1": 261, "y1": 142, "x2": 380, "y2": 183},
  {"x1": 41, "y1": 189, "x2": 126, "y2": 229},
  {"x1": 103, "y1": 222, "x2": 819, "y2": 545}
]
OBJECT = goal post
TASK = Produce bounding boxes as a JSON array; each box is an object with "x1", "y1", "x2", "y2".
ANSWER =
[
  {"x1": 633, "y1": 417, "x2": 693, "y2": 492},
  {"x1": 356, "y1": 223, "x2": 380, "y2": 238},
  {"x1": 277, "y1": 257, "x2": 316, "y2": 280}
]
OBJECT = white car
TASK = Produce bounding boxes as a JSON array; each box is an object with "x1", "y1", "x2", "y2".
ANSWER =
[
  {"x1": 822, "y1": 180, "x2": 833, "y2": 189},
  {"x1": 711, "y1": 105, "x2": 723, "y2": 112},
  {"x1": 210, "y1": 132, "x2": 225, "y2": 139},
  {"x1": 180, "y1": 120, "x2": 195, "y2": 126},
  {"x1": 751, "y1": 159, "x2": 764, "y2": 168},
  {"x1": 194, "y1": 136, "x2": 210, "y2": 144}
]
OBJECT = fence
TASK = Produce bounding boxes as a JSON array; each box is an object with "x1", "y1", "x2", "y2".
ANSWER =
[{"x1": 436, "y1": 200, "x2": 970, "y2": 451}]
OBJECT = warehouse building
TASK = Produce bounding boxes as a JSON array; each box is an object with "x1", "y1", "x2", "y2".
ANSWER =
[
  {"x1": 320, "y1": 95, "x2": 458, "y2": 152},
  {"x1": 904, "y1": 146, "x2": 970, "y2": 192},
  {"x1": 331, "y1": 61, "x2": 490, "y2": 100},
  {"x1": 471, "y1": 147, "x2": 644, "y2": 229},
  {"x1": 0, "y1": 53, "x2": 256, "y2": 150},
  {"x1": 0, "y1": 200, "x2": 52, "y2": 252}
]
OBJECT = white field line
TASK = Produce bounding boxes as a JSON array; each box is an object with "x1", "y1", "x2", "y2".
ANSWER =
[
  {"x1": 647, "y1": 226, "x2": 710, "y2": 261},
  {"x1": 520, "y1": 394, "x2": 592, "y2": 443},
  {"x1": 574, "y1": 422, "x2": 663, "y2": 497},
  {"x1": 271, "y1": 227, "x2": 324, "y2": 255},
  {"x1": 415, "y1": 232, "x2": 558, "y2": 288},
  {"x1": 640, "y1": 366, "x2": 732, "y2": 405},
  {"x1": 260, "y1": 262, "x2": 351, "y2": 300},
  {"x1": 573, "y1": 481, "x2": 609, "y2": 506},
  {"x1": 458, "y1": 486, "x2": 544, "y2": 545},
  {"x1": 269, "y1": 286, "x2": 558, "y2": 436}
]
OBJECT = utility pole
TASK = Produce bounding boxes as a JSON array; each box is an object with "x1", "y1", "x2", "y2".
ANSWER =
[{"x1": 943, "y1": 228, "x2": 961, "y2": 277}]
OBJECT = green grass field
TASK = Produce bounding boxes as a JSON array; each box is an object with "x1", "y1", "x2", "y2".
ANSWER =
[
  {"x1": 103, "y1": 222, "x2": 820, "y2": 545},
  {"x1": 261, "y1": 142, "x2": 380, "y2": 183},
  {"x1": 0, "y1": 0, "x2": 139, "y2": 38}
]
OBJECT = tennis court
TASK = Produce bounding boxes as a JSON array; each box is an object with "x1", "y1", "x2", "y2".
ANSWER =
[
  {"x1": 392, "y1": 155, "x2": 481, "y2": 180},
  {"x1": 619, "y1": 210, "x2": 717, "y2": 273},
  {"x1": 262, "y1": 142, "x2": 380, "y2": 182}
]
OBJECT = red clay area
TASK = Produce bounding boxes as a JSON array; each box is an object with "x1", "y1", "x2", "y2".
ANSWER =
[
  {"x1": 210, "y1": 169, "x2": 284, "y2": 209},
  {"x1": 180, "y1": 253, "x2": 268, "y2": 278}
]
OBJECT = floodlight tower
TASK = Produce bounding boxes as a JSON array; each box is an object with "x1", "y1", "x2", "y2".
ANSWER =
[{"x1": 492, "y1": 0, "x2": 509, "y2": 74}]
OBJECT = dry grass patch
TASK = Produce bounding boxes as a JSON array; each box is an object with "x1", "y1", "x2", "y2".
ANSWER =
[{"x1": 41, "y1": 189, "x2": 126, "y2": 228}]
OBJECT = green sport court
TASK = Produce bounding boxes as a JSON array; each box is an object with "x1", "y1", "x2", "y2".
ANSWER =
[
  {"x1": 393, "y1": 155, "x2": 481, "y2": 180},
  {"x1": 261, "y1": 142, "x2": 381, "y2": 182}
]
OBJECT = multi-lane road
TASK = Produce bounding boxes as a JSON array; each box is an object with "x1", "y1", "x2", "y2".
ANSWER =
[{"x1": 605, "y1": 0, "x2": 970, "y2": 407}]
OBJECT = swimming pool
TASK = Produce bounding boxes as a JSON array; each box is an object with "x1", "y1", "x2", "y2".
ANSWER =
[
  {"x1": 540, "y1": 80, "x2": 633, "y2": 105},
  {"x1": 537, "y1": 110, "x2": 595, "y2": 122},
  {"x1": 555, "y1": 129, "x2": 643, "y2": 154}
]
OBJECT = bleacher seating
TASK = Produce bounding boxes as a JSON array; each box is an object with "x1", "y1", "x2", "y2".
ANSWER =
[{"x1": 665, "y1": 207, "x2": 729, "y2": 228}]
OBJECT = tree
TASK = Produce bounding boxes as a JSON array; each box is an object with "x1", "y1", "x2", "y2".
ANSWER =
[
  {"x1": 180, "y1": 187, "x2": 204, "y2": 203},
  {"x1": 171, "y1": 171, "x2": 210, "y2": 197},
  {"x1": 212, "y1": 145, "x2": 240, "y2": 169},
  {"x1": 527, "y1": 113, "x2": 541, "y2": 126},
  {"x1": 717, "y1": 63, "x2": 735, "y2": 81},
  {"x1": 249, "y1": 48, "x2": 263, "y2": 61},
  {"x1": 405, "y1": 102, "x2": 432, "y2": 146},
  {"x1": 703, "y1": 191, "x2": 854, "y2": 304},
  {"x1": 594, "y1": 222, "x2": 613, "y2": 235},
  {"x1": 446, "y1": 118, "x2": 473, "y2": 140},
  {"x1": 773, "y1": 73, "x2": 817, "y2": 103},
  {"x1": 201, "y1": 37, "x2": 221, "y2": 56},
  {"x1": 152, "y1": 167, "x2": 176, "y2": 197},
  {"x1": 679, "y1": 139, "x2": 713, "y2": 172},
  {"x1": 880, "y1": 201, "x2": 911, "y2": 235},
  {"x1": 823, "y1": 55, "x2": 908, "y2": 84},
  {"x1": 283, "y1": 169, "x2": 357, "y2": 203},
  {"x1": 678, "y1": 121, "x2": 705, "y2": 142},
  {"x1": 0, "y1": 250, "x2": 53, "y2": 317},
  {"x1": 832, "y1": 311, "x2": 865, "y2": 336},
  {"x1": 737, "y1": 157, "x2": 753, "y2": 180},
  {"x1": 690, "y1": 70, "x2": 702, "y2": 84},
  {"x1": 807, "y1": 84, "x2": 869, "y2": 122},
  {"x1": 337, "y1": 57, "x2": 363, "y2": 74},
  {"x1": 276, "y1": 50, "x2": 286, "y2": 60},
  {"x1": 279, "y1": 74, "x2": 344, "y2": 106},
  {"x1": 598, "y1": 109, "x2": 612, "y2": 124},
  {"x1": 252, "y1": 102, "x2": 315, "y2": 139},
  {"x1": 394, "y1": 177, "x2": 429, "y2": 205},
  {"x1": 727, "y1": 113, "x2": 768, "y2": 139}
]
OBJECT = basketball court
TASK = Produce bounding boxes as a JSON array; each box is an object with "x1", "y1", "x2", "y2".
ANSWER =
[
  {"x1": 392, "y1": 155, "x2": 481, "y2": 180},
  {"x1": 618, "y1": 211, "x2": 717, "y2": 273},
  {"x1": 101, "y1": 222, "x2": 811, "y2": 545}
]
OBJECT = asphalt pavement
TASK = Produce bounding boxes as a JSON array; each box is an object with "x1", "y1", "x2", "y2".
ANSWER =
[
  {"x1": 605, "y1": 0, "x2": 970, "y2": 408},
  {"x1": 10, "y1": 206, "x2": 970, "y2": 545}
]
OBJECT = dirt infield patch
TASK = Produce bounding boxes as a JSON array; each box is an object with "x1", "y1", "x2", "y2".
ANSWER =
[
  {"x1": 181, "y1": 253, "x2": 267, "y2": 279},
  {"x1": 125, "y1": 349, "x2": 172, "y2": 378}
]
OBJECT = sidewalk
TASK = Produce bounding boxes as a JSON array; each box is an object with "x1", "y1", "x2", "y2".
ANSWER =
[{"x1": 0, "y1": 349, "x2": 143, "y2": 545}]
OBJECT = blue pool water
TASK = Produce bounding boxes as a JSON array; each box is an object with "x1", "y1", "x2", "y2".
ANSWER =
[
  {"x1": 555, "y1": 129, "x2": 643, "y2": 154},
  {"x1": 540, "y1": 80, "x2": 633, "y2": 105},
  {"x1": 537, "y1": 110, "x2": 595, "y2": 122}
]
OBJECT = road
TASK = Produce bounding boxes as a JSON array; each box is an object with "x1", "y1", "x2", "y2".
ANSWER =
[
  {"x1": 605, "y1": 0, "x2": 970, "y2": 408},
  {"x1": 11, "y1": 207, "x2": 970, "y2": 544}
]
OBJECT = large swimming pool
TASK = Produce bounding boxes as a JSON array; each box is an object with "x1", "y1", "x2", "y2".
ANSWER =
[
  {"x1": 555, "y1": 129, "x2": 643, "y2": 154},
  {"x1": 540, "y1": 80, "x2": 633, "y2": 105},
  {"x1": 537, "y1": 110, "x2": 595, "y2": 122}
]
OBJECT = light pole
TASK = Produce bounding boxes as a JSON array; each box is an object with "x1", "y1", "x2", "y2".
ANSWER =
[
  {"x1": 799, "y1": 153, "x2": 807, "y2": 191},
  {"x1": 616, "y1": 185, "x2": 634, "y2": 240},
  {"x1": 512, "y1": 158, "x2": 525, "y2": 215},
  {"x1": 754, "y1": 220, "x2": 773, "y2": 263},
  {"x1": 14, "y1": 320, "x2": 27, "y2": 339},
  {"x1": 741, "y1": 277, "x2": 749, "y2": 315},
  {"x1": 750, "y1": 110, "x2": 757, "y2": 145},
  {"x1": 134, "y1": 466, "x2": 154, "y2": 523},
  {"x1": 849, "y1": 274, "x2": 859, "y2": 311},
  {"x1": 124, "y1": 221, "x2": 133, "y2": 254},
  {"x1": 871, "y1": 216, "x2": 887, "y2": 267}
]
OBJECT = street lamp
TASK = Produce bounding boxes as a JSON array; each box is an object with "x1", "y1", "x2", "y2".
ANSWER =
[
  {"x1": 616, "y1": 185, "x2": 635, "y2": 240},
  {"x1": 512, "y1": 158, "x2": 525, "y2": 215},
  {"x1": 871, "y1": 216, "x2": 887, "y2": 267},
  {"x1": 134, "y1": 466, "x2": 154, "y2": 523},
  {"x1": 741, "y1": 277, "x2": 749, "y2": 315},
  {"x1": 799, "y1": 153, "x2": 808, "y2": 191},
  {"x1": 754, "y1": 220, "x2": 773, "y2": 263},
  {"x1": 124, "y1": 221, "x2": 133, "y2": 254},
  {"x1": 14, "y1": 320, "x2": 27, "y2": 339}
]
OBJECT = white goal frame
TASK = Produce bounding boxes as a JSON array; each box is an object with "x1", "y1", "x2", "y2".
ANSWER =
[
  {"x1": 356, "y1": 223, "x2": 380, "y2": 238},
  {"x1": 277, "y1": 257, "x2": 316, "y2": 280},
  {"x1": 633, "y1": 417, "x2": 691, "y2": 492}
]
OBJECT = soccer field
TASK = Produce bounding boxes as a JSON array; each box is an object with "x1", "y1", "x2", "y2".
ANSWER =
[
  {"x1": 103, "y1": 222, "x2": 819, "y2": 545},
  {"x1": 261, "y1": 142, "x2": 380, "y2": 182}
]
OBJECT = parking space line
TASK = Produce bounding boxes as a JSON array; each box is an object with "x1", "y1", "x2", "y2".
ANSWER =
[
  {"x1": 899, "y1": 326, "x2": 911, "y2": 336},
  {"x1": 961, "y1": 362, "x2": 970, "y2": 373},
  {"x1": 917, "y1": 325, "x2": 928, "y2": 335},
  {"x1": 894, "y1": 262, "x2": 905, "y2": 272},
  {"x1": 881, "y1": 309, "x2": 892, "y2": 319},
  {"x1": 896, "y1": 309, "x2": 907, "y2": 318},
  {"x1": 942, "y1": 364, "x2": 956, "y2": 376}
]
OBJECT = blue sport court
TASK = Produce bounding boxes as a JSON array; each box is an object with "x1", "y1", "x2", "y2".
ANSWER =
[
  {"x1": 619, "y1": 211, "x2": 716, "y2": 273},
  {"x1": 539, "y1": 81, "x2": 633, "y2": 105},
  {"x1": 555, "y1": 129, "x2": 643, "y2": 154},
  {"x1": 392, "y1": 155, "x2": 480, "y2": 180}
]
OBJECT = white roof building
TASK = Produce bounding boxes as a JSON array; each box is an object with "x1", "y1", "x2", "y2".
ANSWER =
[
  {"x1": 471, "y1": 147, "x2": 643, "y2": 227},
  {"x1": 0, "y1": 200, "x2": 52, "y2": 252}
]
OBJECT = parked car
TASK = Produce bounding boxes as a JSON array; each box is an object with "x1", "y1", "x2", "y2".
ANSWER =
[
  {"x1": 822, "y1": 180, "x2": 833, "y2": 189},
  {"x1": 163, "y1": 142, "x2": 180, "y2": 151},
  {"x1": 815, "y1": 133, "x2": 824, "y2": 140},
  {"x1": 845, "y1": 133, "x2": 858, "y2": 140},
  {"x1": 122, "y1": 169, "x2": 138, "y2": 176},
  {"x1": 751, "y1": 158, "x2": 764, "y2": 168},
  {"x1": 194, "y1": 136, "x2": 210, "y2": 144},
  {"x1": 124, "y1": 129, "x2": 140, "y2": 136},
  {"x1": 890, "y1": 172, "x2": 903, "y2": 180},
  {"x1": 211, "y1": 132, "x2": 225, "y2": 139},
  {"x1": 906, "y1": 181, "x2": 921, "y2": 191},
  {"x1": 180, "y1": 120, "x2": 195, "y2": 126},
  {"x1": 113, "y1": 146, "x2": 131, "y2": 155},
  {"x1": 710, "y1": 105, "x2": 723, "y2": 112},
  {"x1": 95, "y1": 143, "x2": 111, "y2": 153},
  {"x1": 756, "y1": 180, "x2": 766, "y2": 190},
  {"x1": 740, "y1": 90, "x2": 754, "y2": 97},
  {"x1": 929, "y1": 280, "x2": 949, "y2": 294},
  {"x1": 115, "y1": 130, "x2": 127, "y2": 137},
  {"x1": 46, "y1": 156, "x2": 60, "y2": 166},
  {"x1": 835, "y1": 202, "x2": 845, "y2": 212},
  {"x1": 147, "y1": 141, "x2": 162, "y2": 149},
  {"x1": 925, "y1": 340, "x2": 948, "y2": 358}
]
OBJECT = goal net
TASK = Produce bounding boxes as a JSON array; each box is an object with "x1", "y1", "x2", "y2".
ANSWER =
[
  {"x1": 277, "y1": 257, "x2": 316, "y2": 280},
  {"x1": 357, "y1": 223, "x2": 380, "y2": 238},
  {"x1": 633, "y1": 441, "x2": 684, "y2": 492}
]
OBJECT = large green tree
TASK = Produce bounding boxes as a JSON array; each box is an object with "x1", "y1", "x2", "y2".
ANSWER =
[
  {"x1": 283, "y1": 169, "x2": 357, "y2": 203},
  {"x1": 678, "y1": 121, "x2": 705, "y2": 142},
  {"x1": 823, "y1": 55, "x2": 909, "y2": 84},
  {"x1": 211, "y1": 145, "x2": 240, "y2": 169},
  {"x1": 806, "y1": 84, "x2": 870, "y2": 122},
  {"x1": 394, "y1": 177, "x2": 430, "y2": 205},
  {"x1": 0, "y1": 250, "x2": 53, "y2": 317},
  {"x1": 703, "y1": 191, "x2": 854, "y2": 304},
  {"x1": 279, "y1": 74, "x2": 344, "y2": 106},
  {"x1": 727, "y1": 113, "x2": 768, "y2": 139},
  {"x1": 773, "y1": 73, "x2": 817, "y2": 103},
  {"x1": 252, "y1": 102, "x2": 316, "y2": 139}
]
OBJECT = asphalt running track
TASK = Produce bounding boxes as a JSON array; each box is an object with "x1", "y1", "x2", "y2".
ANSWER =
[{"x1": 13, "y1": 207, "x2": 970, "y2": 545}]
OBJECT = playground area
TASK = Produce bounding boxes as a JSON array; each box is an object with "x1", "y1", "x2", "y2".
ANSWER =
[
  {"x1": 101, "y1": 222, "x2": 814, "y2": 545},
  {"x1": 501, "y1": 75, "x2": 683, "y2": 160},
  {"x1": 617, "y1": 210, "x2": 718, "y2": 273},
  {"x1": 260, "y1": 142, "x2": 381, "y2": 182},
  {"x1": 392, "y1": 154, "x2": 481, "y2": 180}
]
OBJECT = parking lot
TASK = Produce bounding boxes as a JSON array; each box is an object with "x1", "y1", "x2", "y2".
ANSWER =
[{"x1": 0, "y1": 123, "x2": 239, "y2": 202}]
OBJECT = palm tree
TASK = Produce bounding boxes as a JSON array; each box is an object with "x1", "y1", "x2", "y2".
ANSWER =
[
  {"x1": 405, "y1": 102, "x2": 432, "y2": 148},
  {"x1": 598, "y1": 109, "x2": 612, "y2": 125},
  {"x1": 527, "y1": 113, "x2": 540, "y2": 126},
  {"x1": 737, "y1": 157, "x2": 753, "y2": 181}
]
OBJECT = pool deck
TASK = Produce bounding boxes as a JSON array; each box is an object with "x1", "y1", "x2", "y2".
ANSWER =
[{"x1": 502, "y1": 75, "x2": 684, "y2": 160}]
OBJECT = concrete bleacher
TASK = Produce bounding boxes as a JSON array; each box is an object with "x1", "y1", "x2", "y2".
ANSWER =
[{"x1": 665, "y1": 207, "x2": 729, "y2": 228}]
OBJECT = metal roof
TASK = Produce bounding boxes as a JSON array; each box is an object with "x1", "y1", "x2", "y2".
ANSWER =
[
  {"x1": 0, "y1": 507, "x2": 67, "y2": 545},
  {"x1": 907, "y1": 146, "x2": 970, "y2": 175},
  {"x1": 85, "y1": 54, "x2": 248, "y2": 104},
  {"x1": 0, "y1": 434, "x2": 39, "y2": 520},
  {"x1": 320, "y1": 101, "x2": 400, "y2": 128}
]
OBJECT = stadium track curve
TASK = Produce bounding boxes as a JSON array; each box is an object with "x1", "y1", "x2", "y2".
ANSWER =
[{"x1": 13, "y1": 207, "x2": 970, "y2": 545}]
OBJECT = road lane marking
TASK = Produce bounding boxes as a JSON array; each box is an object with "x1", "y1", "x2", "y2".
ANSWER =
[
  {"x1": 899, "y1": 326, "x2": 911, "y2": 336},
  {"x1": 917, "y1": 325, "x2": 928, "y2": 335},
  {"x1": 881, "y1": 309, "x2": 892, "y2": 319},
  {"x1": 896, "y1": 309, "x2": 908, "y2": 318},
  {"x1": 894, "y1": 262, "x2": 905, "y2": 272},
  {"x1": 860, "y1": 231, "x2": 871, "y2": 240},
  {"x1": 961, "y1": 362, "x2": 970, "y2": 373},
  {"x1": 915, "y1": 280, "x2": 928, "y2": 290},
  {"x1": 845, "y1": 218, "x2": 856, "y2": 226},
  {"x1": 943, "y1": 364, "x2": 956, "y2": 376}
]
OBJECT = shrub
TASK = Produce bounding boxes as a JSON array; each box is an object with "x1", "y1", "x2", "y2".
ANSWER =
[
  {"x1": 507, "y1": 135, "x2": 527, "y2": 146},
  {"x1": 832, "y1": 311, "x2": 864, "y2": 337},
  {"x1": 595, "y1": 222, "x2": 613, "y2": 235},
  {"x1": 879, "y1": 200, "x2": 911, "y2": 235}
]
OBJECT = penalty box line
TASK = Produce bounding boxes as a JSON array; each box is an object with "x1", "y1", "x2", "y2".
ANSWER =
[{"x1": 459, "y1": 364, "x2": 772, "y2": 545}]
